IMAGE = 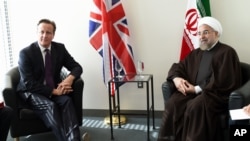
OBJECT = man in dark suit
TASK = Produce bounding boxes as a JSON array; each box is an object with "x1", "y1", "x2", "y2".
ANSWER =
[{"x1": 17, "y1": 19, "x2": 89, "y2": 141}]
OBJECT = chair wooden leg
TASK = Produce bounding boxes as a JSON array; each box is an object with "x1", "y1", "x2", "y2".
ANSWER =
[{"x1": 14, "y1": 137, "x2": 20, "y2": 141}]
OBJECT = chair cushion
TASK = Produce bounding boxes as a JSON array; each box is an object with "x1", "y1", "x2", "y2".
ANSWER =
[{"x1": 19, "y1": 108, "x2": 39, "y2": 120}]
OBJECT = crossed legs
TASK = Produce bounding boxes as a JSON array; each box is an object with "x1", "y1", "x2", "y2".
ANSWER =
[{"x1": 27, "y1": 93, "x2": 81, "y2": 141}]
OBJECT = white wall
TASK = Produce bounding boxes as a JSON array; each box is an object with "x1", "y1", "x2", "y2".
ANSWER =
[{"x1": 8, "y1": 0, "x2": 250, "y2": 111}]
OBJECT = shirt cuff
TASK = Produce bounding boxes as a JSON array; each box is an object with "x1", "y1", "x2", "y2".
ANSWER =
[{"x1": 194, "y1": 85, "x2": 202, "y2": 94}]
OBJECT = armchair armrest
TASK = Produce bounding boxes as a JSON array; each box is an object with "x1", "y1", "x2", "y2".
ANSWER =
[
  {"x1": 162, "y1": 81, "x2": 176, "y2": 101},
  {"x1": 2, "y1": 75, "x2": 18, "y2": 111},
  {"x1": 229, "y1": 80, "x2": 250, "y2": 110},
  {"x1": 71, "y1": 77, "x2": 84, "y2": 125}
]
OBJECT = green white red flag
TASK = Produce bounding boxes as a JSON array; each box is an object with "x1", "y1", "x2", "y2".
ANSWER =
[{"x1": 179, "y1": 0, "x2": 211, "y2": 60}]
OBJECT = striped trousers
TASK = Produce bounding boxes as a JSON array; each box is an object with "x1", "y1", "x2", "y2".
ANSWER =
[{"x1": 23, "y1": 93, "x2": 81, "y2": 141}]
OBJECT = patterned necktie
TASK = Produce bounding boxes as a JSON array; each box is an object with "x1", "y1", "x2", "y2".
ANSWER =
[{"x1": 45, "y1": 49, "x2": 54, "y2": 88}]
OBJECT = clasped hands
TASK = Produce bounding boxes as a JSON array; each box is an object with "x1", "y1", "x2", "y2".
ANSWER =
[
  {"x1": 52, "y1": 75, "x2": 75, "y2": 96},
  {"x1": 173, "y1": 77, "x2": 195, "y2": 96}
]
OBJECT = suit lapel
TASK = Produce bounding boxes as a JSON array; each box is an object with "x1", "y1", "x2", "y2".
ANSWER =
[{"x1": 34, "y1": 42, "x2": 46, "y2": 72}]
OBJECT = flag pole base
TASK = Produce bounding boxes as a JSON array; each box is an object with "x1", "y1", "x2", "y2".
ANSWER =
[{"x1": 104, "y1": 115, "x2": 126, "y2": 125}]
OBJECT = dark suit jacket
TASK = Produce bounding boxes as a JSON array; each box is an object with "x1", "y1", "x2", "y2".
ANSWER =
[{"x1": 17, "y1": 41, "x2": 83, "y2": 99}]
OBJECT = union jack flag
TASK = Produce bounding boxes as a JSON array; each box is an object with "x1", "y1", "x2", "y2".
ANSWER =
[{"x1": 89, "y1": 0, "x2": 136, "y2": 95}]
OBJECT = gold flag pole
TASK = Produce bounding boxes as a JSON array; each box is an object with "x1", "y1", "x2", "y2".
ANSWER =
[{"x1": 104, "y1": 94, "x2": 126, "y2": 125}]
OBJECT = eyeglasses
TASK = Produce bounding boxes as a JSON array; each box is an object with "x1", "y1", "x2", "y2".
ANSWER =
[{"x1": 197, "y1": 30, "x2": 214, "y2": 36}]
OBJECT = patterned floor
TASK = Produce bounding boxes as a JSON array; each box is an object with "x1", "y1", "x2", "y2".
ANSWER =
[
  {"x1": 82, "y1": 118, "x2": 159, "y2": 131},
  {"x1": 7, "y1": 117, "x2": 161, "y2": 141}
]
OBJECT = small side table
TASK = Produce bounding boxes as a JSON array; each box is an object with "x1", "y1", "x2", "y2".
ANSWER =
[{"x1": 108, "y1": 74, "x2": 155, "y2": 141}]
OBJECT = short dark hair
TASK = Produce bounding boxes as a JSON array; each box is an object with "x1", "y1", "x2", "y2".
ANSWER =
[{"x1": 37, "y1": 19, "x2": 56, "y2": 33}]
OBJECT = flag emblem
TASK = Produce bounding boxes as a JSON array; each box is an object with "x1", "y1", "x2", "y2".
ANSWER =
[{"x1": 179, "y1": 0, "x2": 211, "y2": 60}]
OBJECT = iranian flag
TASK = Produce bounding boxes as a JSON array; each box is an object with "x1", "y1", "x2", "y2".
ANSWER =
[{"x1": 179, "y1": 0, "x2": 211, "y2": 60}]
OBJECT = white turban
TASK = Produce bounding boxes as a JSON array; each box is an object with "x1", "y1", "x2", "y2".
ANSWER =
[{"x1": 198, "y1": 17, "x2": 223, "y2": 36}]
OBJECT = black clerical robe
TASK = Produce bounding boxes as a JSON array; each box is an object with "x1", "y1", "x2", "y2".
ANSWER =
[{"x1": 158, "y1": 42, "x2": 241, "y2": 141}]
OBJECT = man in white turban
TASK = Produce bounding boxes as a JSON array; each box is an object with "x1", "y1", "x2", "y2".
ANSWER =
[
  {"x1": 158, "y1": 17, "x2": 241, "y2": 141},
  {"x1": 198, "y1": 16, "x2": 223, "y2": 36}
]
